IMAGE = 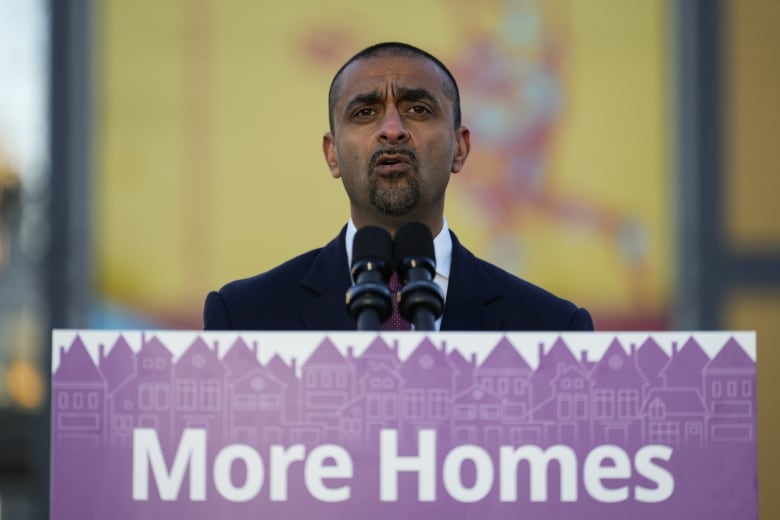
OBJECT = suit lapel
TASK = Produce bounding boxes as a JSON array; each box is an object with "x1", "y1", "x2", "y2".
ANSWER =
[
  {"x1": 295, "y1": 228, "x2": 504, "y2": 331},
  {"x1": 441, "y1": 231, "x2": 505, "y2": 330},
  {"x1": 299, "y1": 227, "x2": 356, "y2": 330}
]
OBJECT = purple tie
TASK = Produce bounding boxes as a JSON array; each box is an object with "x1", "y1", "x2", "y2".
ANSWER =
[{"x1": 381, "y1": 272, "x2": 412, "y2": 331}]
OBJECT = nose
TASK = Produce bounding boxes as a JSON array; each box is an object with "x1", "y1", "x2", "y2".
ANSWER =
[{"x1": 378, "y1": 106, "x2": 409, "y2": 144}]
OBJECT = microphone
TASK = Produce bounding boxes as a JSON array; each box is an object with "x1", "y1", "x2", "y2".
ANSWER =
[
  {"x1": 394, "y1": 222, "x2": 444, "y2": 331},
  {"x1": 346, "y1": 226, "x2": 394, "y2": 330}
]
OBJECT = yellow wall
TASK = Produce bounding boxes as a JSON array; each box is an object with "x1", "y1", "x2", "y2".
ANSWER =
[{"x1": 95, "y1": 0, "x2": 672, "y2": 328}]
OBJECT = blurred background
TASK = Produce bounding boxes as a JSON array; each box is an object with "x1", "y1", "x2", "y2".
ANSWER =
[{"x1": 0, "y1": 0, "x2": 777, "y2": 518}]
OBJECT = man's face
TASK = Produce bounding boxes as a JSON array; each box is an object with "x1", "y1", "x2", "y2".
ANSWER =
[{"x1": 323, "y1": 55, "x2": 470, "y2": 234}]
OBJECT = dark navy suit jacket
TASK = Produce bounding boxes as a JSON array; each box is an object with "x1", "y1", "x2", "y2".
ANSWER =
[{"x1": 203, "y1": 227, "x2": 593, "y2": 331}]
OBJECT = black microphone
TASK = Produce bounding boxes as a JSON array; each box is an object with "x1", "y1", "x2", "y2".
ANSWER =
[
  {"x1": 346, "y1": 226, "x2": 394, "y2": 330},
  {"x1": 394, "y1": 222, "x2": 444, "y2": 331}
]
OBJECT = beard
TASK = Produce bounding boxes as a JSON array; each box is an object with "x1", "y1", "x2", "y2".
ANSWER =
[
  {"x1": 367, "y1": 146, "x2": 421, "y2": 216},
  {"x1": 369, "y1": 174, "x2": 420, "y2": 216}
]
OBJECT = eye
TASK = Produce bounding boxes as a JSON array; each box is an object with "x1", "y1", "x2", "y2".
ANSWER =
[
  {"x1": 405, "y1": 104, "x2": 434, "y2": 119},
  {"x1": 353, "y1": 107, "x2": 377, "y2": 119},
  {"x1": 409, "y1": 105, "x2": 431, "y2": 115}
]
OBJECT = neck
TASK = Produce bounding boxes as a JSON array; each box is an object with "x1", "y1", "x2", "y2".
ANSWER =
[{"x1": 351, "y1": 213, "x2": 443, "y2": 238}]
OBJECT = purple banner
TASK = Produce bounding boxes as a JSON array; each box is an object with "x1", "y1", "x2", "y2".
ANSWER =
[{"x1": 51, "y1": 331, "x2": 757, "y2": 519}]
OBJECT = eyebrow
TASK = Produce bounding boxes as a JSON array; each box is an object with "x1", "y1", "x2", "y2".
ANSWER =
[
  {"x1": 344, "y1": 91, "x2": 383, "y2": 114},
  {"x1": 343, "y1": 87, "x2": 440, "y2": 115},
  {"x1": 395, "y1": 87, "x2": 438, "y2": 106}
]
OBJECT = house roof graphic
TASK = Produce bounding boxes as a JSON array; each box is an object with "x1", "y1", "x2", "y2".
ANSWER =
[
  {"x1": 361, "y1": 336, "x2": 397, "y2": 359},
  {"x1": 303, "y1": 337, "x2": 350, "y2": 368},
  {"x1": 266, "y1": 353, "x2": 297, "y2": 382},
  {"x1": 637, "y1": 336, "x2": 669, "y2": 382},
  {"x1": 706, "y1": 337, "x2": 755, "y2": 371},
  {"x1": 99, "y1": 335, "x2": 135, "y2": 390},
  {"x1": 139, "y1": 335, "x2": 172, "y2": 359},
  {"x1": 661, "y1": 336, "x2": 709, "y2": 385},
  {"x1": 55, "y1": 335, "x2": 103, "y2": 383},
  {"x1": 222, "y1": 337, "x2": 262, "y2": 378},
  {"x1": 641, "y1": 387, "x2": 707, "y2": 416},
  {"x1": 447, "y1": 348, "x2": 472, "y2": 370},
  {"x1": 176, "y1": 336, "x2": 221, "y2": 374},
  {"x1": 453, "y1": 385, "x2": 502, "y2": 405},
  {"x1": 590, "y1": 338, "x2": 647, "y2": 389},
  {"x1": 480, "y1": 336, "x2": 530, "y2": 370}
]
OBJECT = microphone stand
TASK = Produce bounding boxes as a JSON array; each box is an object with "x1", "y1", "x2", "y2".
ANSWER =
[{"x1": 394, "y1": 222, "x2": 444, "y2": 331}]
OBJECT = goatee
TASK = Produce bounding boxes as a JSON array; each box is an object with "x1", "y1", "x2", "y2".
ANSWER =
[
  {"x1": 369, "y1": 174, "x2": 420, "y2": 216},
  {"x1": 368, "y1": 146, "x2": 420, "y2": 216}
]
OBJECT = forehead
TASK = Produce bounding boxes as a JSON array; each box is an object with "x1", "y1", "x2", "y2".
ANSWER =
[{"x1": 334, "y1": 55, "x2": 451, "y2": 107}]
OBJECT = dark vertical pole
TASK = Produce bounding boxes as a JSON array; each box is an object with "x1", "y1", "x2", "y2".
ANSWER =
[
  {"x1": 675, "y1": 0, "x2": 723, "y2": 329},
  {"x1": 48, "y1": 0, "x2": 92, "y2": 328},
  {"x1": 695, "y1": 0, "x2": 725, "y2": 329},
  {"x1": 47, "y1": 0, "x2": 93, "y2": 518}
]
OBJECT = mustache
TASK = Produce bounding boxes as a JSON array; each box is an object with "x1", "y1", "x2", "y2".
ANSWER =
[{"x1": 369, "y1": 147, "x2": 418, "y2": 168}]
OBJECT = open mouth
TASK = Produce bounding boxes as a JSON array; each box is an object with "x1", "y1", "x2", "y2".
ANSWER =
[
  {"x1": 376, "y1": 154, "x2": 408, "y2": 166},
  {"x1": 377, "y1": 157, "x2": 406, "y2": 166},
  {"x1": 373, "y1": 157, "x2": 410, "y2": 175},
  {"x1": 372, "y1": 149, "x2": 416, "y2": 175}
]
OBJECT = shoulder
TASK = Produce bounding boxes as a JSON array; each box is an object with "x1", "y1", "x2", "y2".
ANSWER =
[
  {"x1": 203, "y1": 247, "x2": 324, "y2": 330},
  {"x1": 203, "y1": 230, "x2": 347, "y2": 330},
  {"x1": 474, "y1": 255, "x2": 567, "y2": 306},
  {"x1": 481, "y1": 259, "x2": 594, "y2": 330},
  {"x1": 451, "y1": 234, "x2": 594, "y2": 330},
  {"x1": 218, "y1": 227, "x2": 346, "y2": 299},
  {"x1": 218, "y1": 247, "x2": 323, "y2": 299}
]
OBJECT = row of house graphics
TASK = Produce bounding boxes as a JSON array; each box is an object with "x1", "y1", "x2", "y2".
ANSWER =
[{"x1": 52, "y1": 332, "x2": 755, "y2": 450}]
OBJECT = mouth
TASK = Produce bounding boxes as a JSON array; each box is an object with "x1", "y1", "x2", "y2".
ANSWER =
[{"x1": 371, "y1": 151, "x2": 415, "y2": 176}]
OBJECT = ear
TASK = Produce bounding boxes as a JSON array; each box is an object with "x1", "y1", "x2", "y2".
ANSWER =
[
  {"x1": 322, "y1": 132, "x2": 341, "y2": 179},
  {"x1": 451, "y1": 126, "x2": 471, "y2": 174}
]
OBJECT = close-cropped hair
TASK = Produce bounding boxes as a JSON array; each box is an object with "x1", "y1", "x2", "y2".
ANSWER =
[{"x1": 328, "y1": 42, "x2": 462, "y2": 133}]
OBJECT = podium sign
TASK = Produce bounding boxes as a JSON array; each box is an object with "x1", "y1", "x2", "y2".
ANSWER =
[{"x1": 51, "y1": 331, "x2": 757, "y2": 519}]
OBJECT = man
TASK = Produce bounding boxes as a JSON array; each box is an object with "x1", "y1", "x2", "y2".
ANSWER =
[{"x1": 204, "y1": 42, "x2": 593, "y2": 331}]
